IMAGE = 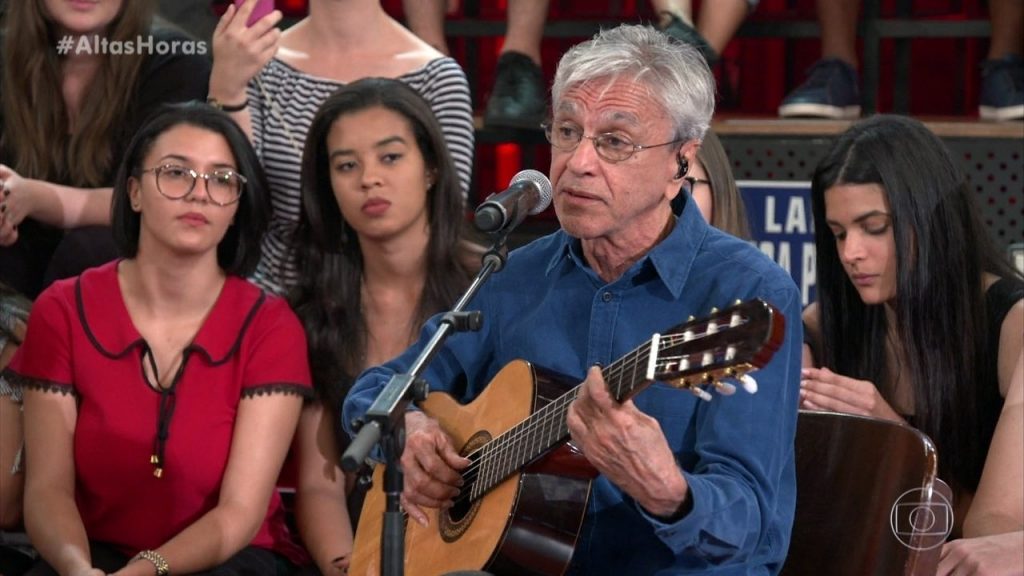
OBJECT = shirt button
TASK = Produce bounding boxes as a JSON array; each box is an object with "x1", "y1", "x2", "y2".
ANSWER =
[{"x1": 602, "y1": 291, "x2": 613, "y2": 302}]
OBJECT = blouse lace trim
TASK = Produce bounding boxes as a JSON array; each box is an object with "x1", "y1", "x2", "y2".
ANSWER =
[
  {"x1": 242, "y1": 382, "x2": 314, "y2": 399},
  {"x1": 0, "y1": 370, "x2": 77, "y2": 398}
]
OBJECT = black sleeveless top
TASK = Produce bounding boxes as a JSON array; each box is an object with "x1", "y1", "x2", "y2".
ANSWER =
[{"x1": 971, "y1": 277, "x2": 1024, "y2": 484}]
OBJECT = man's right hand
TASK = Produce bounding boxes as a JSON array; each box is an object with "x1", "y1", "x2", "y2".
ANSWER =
[{"x1": 400, "y1": 411, "x2": 469, "y2": 527}]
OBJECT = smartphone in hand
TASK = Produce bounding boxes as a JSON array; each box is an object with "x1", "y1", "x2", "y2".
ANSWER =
[{"x1": 234, "y1": 0, "x2": 275, "y2": 27}]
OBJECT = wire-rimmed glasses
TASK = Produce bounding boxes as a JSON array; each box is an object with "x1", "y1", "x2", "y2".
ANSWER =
[
  {"x1": 542, "y1": 121, "x2": 684, "y2": 163},
  {"x1": 140, "y1": 164, "x2": 246, "y2": 207}
]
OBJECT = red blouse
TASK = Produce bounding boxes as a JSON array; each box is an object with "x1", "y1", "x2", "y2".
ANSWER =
[{"x1": 5, "y1": 261, "x2": 313, "y2": 559}]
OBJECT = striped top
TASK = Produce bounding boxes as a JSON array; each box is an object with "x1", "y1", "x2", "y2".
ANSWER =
[{"x1": 248, "y1": 56, "x2": 475, "y2": 295}]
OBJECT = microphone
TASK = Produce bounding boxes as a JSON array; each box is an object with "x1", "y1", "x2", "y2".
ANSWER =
[{"x1": 474, "y1": 169, "x2": 553, "y2": 234}]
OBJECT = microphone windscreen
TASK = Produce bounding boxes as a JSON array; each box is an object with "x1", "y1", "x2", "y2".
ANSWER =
[{"x1": 510, "y1": 169, "x2": 553, "y2": 215}]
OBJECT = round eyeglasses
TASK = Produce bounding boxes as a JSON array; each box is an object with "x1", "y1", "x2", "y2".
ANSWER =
[
  {"x1": 542, "y1": 122, "x2": 684, "y2": 163},
  {"x1": 141, "y1": 164, "x2": 246, "y2": 207}
]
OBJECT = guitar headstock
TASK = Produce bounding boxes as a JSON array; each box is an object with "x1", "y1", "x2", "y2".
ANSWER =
[{"x1": 649, "y1": 299, "x2": 785, "y2": 401}]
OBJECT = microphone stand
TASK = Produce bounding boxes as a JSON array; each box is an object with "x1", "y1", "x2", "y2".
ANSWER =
[{"x1": 341, "y1": 231, "x2": 511, "y2": 576}]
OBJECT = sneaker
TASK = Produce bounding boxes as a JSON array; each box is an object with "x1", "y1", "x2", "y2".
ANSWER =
[
  {"x1": 659, "y1": 12, "x2": 718, "y2": 66},
  {"x1": 483, "y1": 51, "x2": 547, "y2": 130},
  {"x1": 979, "y1": 54, "x2": 1024, "y2": 122},
  {"x1": 778, "y1": 58, "x2": 861, "y2": 119}
]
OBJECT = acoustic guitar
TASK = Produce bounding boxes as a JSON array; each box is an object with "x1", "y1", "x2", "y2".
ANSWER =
[{"x1": 351, "y1": 298, "x2": 785, "y2": 576}]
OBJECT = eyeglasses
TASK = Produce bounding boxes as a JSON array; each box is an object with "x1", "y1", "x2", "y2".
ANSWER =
[
  {"x1": 140, "y1": 164, "x2": 246, "y2": 207},
  {"x1": 682, "y1": 176, "x2": 711, "y2": 193},
  {"x1": 542, "y1": 122, "x2": 684, "y2": 163}
]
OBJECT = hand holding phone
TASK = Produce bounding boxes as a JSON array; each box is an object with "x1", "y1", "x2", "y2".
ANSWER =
[{"x1": 233, "y1": 0, "x2": 275, "y2": 27}]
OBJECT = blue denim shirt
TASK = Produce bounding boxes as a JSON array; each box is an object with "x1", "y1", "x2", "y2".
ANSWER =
[{"x1": 344, "y1": 200, "x2": 803, "y2": 575}]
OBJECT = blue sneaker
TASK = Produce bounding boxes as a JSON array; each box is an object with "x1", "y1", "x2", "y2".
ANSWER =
[
  {"x1": 979, "y1": 54, "x2": 1024, "y2": 122},
  {"x1": 778, "y1": 58, "x2": 861, "y2": 119}
]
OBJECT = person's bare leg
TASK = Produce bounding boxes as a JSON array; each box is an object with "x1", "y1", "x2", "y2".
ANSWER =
[
  {"x1": 402, "y1": 0, "x2": 450, "y2": 54},
  {"x1": 818, "y1": 0, "x2": 860, "y2": 66},
  {"x1": 779, "y1": 0, "x2": 862, "y2": 118},
  {"x1": 650, "y1": 0, "x2": 694, "y2": 26},
  {"x1": 499, "y1": 0, "x2": 550, "y2": 64},
  {"x1": 987, "y1": 0, "x2": 1024, "y2": 59},
  {"x1": 696, "y1": 0, "x2": 751, "y2": 55}
]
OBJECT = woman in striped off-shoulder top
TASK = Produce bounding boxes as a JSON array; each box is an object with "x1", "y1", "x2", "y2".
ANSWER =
[{"x1": 210, "y1": 0, "x2": 475, "y2": 295}]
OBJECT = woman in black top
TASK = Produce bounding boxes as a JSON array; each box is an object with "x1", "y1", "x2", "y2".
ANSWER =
[
  {"x1": 801, "y1": 115, "x2": 1022, "y2": 574},
  {"x1": 0, "y1": 0, "x2": 211, "y2": 299}
]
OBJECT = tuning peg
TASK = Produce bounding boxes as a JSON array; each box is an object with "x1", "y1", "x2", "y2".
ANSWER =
[
  {"x1": 739, "y1": 374, "x2": 758, "y2": 394},
  {"x1": 714, "y1": 381, "x2": 737, "y2": 396},
  {"x1": 706, "y1": 313, "x2": 719, "y2": 335},
  {"x1": 690, "y1": 387, "x2": 713, "y2": 402},
  {"x1": 729, "y1": 310, "x2": 742, "y2": 328}
]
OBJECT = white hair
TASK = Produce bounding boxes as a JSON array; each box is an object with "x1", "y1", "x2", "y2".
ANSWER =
[{"x1": 551, "y1": 24, "x2": 715, "y2": 142}]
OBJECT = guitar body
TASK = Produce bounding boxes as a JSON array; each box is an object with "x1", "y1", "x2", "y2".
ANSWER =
[{"x1": 351, "y1": 360, "x2": 594, "y2": 576}]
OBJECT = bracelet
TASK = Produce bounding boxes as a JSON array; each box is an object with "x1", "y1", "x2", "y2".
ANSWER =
[
  {"x1": 206, "y1": 96, "x2": 249, "y2": 113},
  {"x1": 132, "y1": 550, "x2": 170, "y2": 576}
]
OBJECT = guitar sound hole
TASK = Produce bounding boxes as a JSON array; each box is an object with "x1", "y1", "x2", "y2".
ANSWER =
[
  {"x1": 448, "y1": 486, "x2": 473, "y2": 523},
  {"x1": 448, "y1": 447, "x2": 482, "y2": 523},
  {"x1": 438, "y1": 430, "x2": 490, "y2": 543}
]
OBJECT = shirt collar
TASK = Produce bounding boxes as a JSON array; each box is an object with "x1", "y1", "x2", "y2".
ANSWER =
[
  {"x1": 77, "y1": 260, "x2": 266, "y2": 362},
  {"x1": 541, "y1": 199, "x2": 709, "y2": 298}
]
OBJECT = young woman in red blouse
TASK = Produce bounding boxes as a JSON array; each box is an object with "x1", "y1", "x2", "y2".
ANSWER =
[{"x1": 4, "y1": 103, "x2": 312, "y2": 576}]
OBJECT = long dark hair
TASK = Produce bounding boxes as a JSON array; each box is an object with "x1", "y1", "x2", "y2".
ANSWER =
[
  {"x1": 111, "y1": 102, "x2": 270, "y2": 276},
  {"x1": 699, "y1": 130, "x2": 750, "y2": 239},
  {"x1": 811, "y1": 114, "x2": 1022, "y2": 491},
  {"x1": 289, "y1": 78, "x2": 473, "y2": 413},
  {"x1": 1, "y1": 0, "x2": 153, "y2": 186}
]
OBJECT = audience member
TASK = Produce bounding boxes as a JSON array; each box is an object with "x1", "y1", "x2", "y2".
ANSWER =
[
  {"x1": 939, "y1": 358, "x2": 1023, "y2": 575},
  {"x1": 404, "y1": 0, "x2": 549, "y2": 129},
  {"x1": 287, "y1": 77, "x2": 478, "y2": 576},
  {"x1": 3, "y1": 103, "x2": 312, "y2": 575},
  {"x1": 0, "y1": 283, "x2": 29, "y2": 532},
  {"x1": 344, "y1": 25, "x2": 802, "y2": 574},
  {"x1": 0, "y1": 0, "x2": 212, "y2": 300},
  {"x1": 652, "y1": 0, "x2": 759, "y2": 65},
  {"x1": 403, "y1": 0, "x2": 757, "y2": 130},
  {"x1": 778, "y1": 0, "x2": 1023, "y2": 121},
  {"x1": 802, "y1": 114, "x2": 1023, "y2": 570},
  {"x1": 669, "y1": 129, "x2": 751, "y2": 239},
  {"x1": 0, "y1": 282, "x2": 31, "y2": 576},
  {"x1": 210, "y1": 0, "x2": 475, "y2": 296}
]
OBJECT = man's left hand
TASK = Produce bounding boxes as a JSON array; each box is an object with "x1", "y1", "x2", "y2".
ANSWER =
[{"x1": 566, "y1": 366, "x2": 689, "y2": 519}]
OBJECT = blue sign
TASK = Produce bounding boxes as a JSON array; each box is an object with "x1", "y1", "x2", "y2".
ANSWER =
[{"x1": 738, "y1": 181, "x2": 817, "y2": 306}]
